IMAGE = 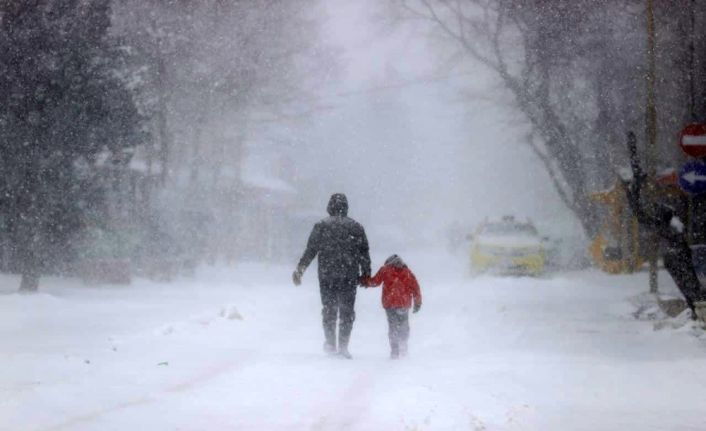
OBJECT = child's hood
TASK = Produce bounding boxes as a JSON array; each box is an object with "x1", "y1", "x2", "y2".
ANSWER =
[{"x1": 384, "y1": 254, "x2": 406, "y2": 269}]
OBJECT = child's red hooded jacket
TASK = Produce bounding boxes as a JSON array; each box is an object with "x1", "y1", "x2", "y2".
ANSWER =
[{"x1": 365, "y1": 255, "x2": 422, "y2": 309}]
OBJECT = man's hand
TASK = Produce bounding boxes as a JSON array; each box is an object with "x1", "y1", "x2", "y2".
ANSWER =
[
  {"x1": 292, "y1": 269, "x2": 303, "y2": 286},
  {"x1": 413, "y1": 303, "x2": 421, "y2": 313},
  {"x1": 358, "y1": 276, "x2": 370, "y2": 288}
]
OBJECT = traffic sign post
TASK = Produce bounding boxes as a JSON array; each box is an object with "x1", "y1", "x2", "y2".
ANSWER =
[
  {"x1": 678, "y1": 160, "x2": 706, "y2": 195},
  {"x1": 679, "y1": 123, "x2": 706, "y2": 158}
]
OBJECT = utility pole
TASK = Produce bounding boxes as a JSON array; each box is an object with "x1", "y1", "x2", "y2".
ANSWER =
[
  {"x1": 646, "y1": 0, "x2": 659, "y2": 293},
  {"x1": 688, "y1": 0, "x2": 696, "y2": 123},
  {"x1": 687, "y1": 0, "x2": 696, "y2": 244}
]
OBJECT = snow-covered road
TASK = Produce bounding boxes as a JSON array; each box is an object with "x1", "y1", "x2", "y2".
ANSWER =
[{"x1": 2, "y1": 250, "x2": 706, "y2": 430}]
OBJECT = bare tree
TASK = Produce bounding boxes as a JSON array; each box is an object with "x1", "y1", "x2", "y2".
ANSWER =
[
  {"x1": 390, "y1": 0, "x2": 663, "y2": 236},
  {"x1": 110, "y1": 0, "x2": 334, "y2": 266},
  {"x1": 112, "y1": 0, "x2": 329, "y2": 184}
]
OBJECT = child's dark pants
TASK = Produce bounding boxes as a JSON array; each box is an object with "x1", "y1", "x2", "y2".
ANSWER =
[{"x1": 385, "y1": 308, "x2": 410, "y2": 357}]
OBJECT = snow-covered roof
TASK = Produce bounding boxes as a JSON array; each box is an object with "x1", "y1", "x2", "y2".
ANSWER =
[
  {"x1": 92, "y1": 147, "x2": 163, "y2": 175},
  {"x1": 240, "y1": 153, "x2": 295, "y2": 194},
  {"x1": 128, "y1": 157, "x2": 163, "y2": 175},
  {"x1": 241, "y1": 172, "x2": 296, "y2": 194}
]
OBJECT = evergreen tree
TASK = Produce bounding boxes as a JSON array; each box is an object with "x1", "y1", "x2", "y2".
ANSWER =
[{"x1": 0, "y1": 0, "x2": 144, "y2": 291}]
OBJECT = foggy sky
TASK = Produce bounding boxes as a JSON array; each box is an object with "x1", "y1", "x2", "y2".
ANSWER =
[{"x1": 286, "y1": 0, "x2": 583, "y2": 246}]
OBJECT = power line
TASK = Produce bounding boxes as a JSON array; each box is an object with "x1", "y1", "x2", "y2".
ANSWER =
[
  {"x1": 250, "y1": 70, "x2": 475, "y2": 123},
  {"x1": 259, "y1": 70, "x2": 474, "y2": 107}
]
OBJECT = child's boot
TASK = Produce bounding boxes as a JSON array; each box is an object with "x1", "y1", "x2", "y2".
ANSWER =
[{"x1": 390, "y1": 343, "x2": 400, "y2": 360}]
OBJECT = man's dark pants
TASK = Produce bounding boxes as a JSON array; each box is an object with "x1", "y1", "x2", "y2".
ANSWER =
[{"x1": 320, "y1": 278, "x2": 357, "y2": 350}]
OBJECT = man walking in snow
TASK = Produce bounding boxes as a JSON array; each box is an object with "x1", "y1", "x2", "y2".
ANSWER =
[{"x1": 293, "y1": 193, "x2": 371, "y2": 359}]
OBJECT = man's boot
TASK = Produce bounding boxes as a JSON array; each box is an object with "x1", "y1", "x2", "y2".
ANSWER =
[
  {"x1": 323, "y1": 325, "x2": 336, "y2": 355},
  {"x1": 322, "y1": 307, "x2": 337, "y2": 355},
  {"x1": 323, "y1": 341, "x2": 336, "y2": 355},
  {"x1": 338, "y1": 323, "x2": 353, "y2": 359},
  {"x1": 337, "y1": 287, "x2": 356, "y2": 359},
  {"x1": 338, "y1": 345, "x2": 353, "y2": 359}
]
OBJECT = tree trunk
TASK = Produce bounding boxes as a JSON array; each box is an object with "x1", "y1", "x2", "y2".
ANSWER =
[
  {"x1": 15, "y1": 157, "x2": 42, "y2": 292},
  {"x1": 19, "y1": 272, "x2": 39, "y2": 293},
  {"x1": 16, "y1": 214, "x2": 40, "y2": 293},
  {"x1": 155, "y1": 53, "x2": 169, "y2": 184},
  {"x1": 16, "y1": 207, "x2": 41, "y2": 292}
]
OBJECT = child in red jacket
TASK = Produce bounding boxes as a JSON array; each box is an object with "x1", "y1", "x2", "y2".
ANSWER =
[{"x1": 364, "y1": 254, "x2": 422, "y2": 359}]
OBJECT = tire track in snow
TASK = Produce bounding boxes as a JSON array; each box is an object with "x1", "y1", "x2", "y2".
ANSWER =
[
  {"x1": 309, "y1": 369, "x2": 376, "y2": 431},
  {"x1": 23, "y1": 302, "x2": 255, "y2": 431},
  {"x1": 29, "y1": 355, "x2": 254, "y2": 431}
]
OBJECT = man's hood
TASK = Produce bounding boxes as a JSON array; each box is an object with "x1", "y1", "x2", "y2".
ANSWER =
[{"x1": 327, "y1": 193, "x2": 348, "y2": 217}]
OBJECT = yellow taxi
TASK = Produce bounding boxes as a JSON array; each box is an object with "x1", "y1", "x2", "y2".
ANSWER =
[{"x1": 469, "y1": 217, "x2": 546, "y2": 276}]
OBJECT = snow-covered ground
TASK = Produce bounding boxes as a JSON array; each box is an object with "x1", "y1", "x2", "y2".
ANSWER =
[{"x1": 2, "y1": 250, "x2": 706, "y2": 431}]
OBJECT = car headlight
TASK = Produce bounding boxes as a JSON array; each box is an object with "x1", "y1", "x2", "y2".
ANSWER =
[
  {"x1": 476, "y1": 245, "x2": 508, "y2": 256},
  {"x1": 476, "y1": 245, "x2": 543, "y2": 257}
]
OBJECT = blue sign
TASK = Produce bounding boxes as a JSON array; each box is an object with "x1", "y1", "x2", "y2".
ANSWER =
[{"x1": 679, "y1": 160, "x2": 706, "y2": 195}]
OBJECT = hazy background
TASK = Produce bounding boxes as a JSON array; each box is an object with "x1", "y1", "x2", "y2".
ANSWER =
[
  {"x1": 4, "y1": 0, "x2": 700, "y2": 289},
  {"x1": 286, "y1": 0, "x2": 578, "y2": 247}
]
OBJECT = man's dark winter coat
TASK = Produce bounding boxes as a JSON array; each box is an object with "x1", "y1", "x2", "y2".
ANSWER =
[{"x1": 297, "y1": 194, "x2": 371, "y2": 282}]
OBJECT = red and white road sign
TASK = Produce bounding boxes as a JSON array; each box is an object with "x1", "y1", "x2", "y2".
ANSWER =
[{"x1": 679, "y1": 123, "x2": 706, "y2": 158}]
